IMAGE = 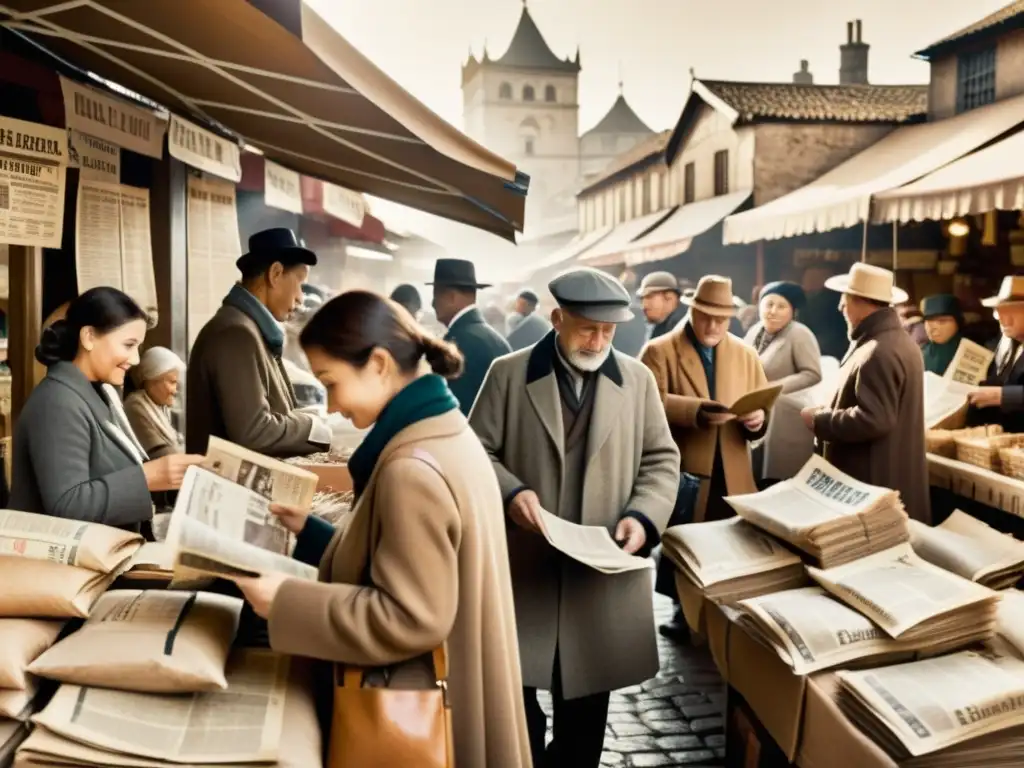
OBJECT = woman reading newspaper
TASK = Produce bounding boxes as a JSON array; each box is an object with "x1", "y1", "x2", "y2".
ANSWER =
[
  {"x1": 10, "y1": 288, "x2": 204, "y2": 531},
  {"x1": 232, "y1": 290, "x2": 532, "y2": 768}
]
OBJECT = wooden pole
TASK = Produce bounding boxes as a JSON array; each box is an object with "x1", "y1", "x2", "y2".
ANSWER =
[{"x1": 8, "y1": 245, "x2": 43, "y2": 427}]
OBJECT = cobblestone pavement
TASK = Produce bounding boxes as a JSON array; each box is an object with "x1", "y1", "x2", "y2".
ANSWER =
[{"x1": 539, "y1": 594, "x2": 726, "y2": 767}]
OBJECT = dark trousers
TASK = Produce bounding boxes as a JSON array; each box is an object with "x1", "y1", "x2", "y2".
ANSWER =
[{"x1": 523, "y1": 652, "x2": 610, "y2": 768}]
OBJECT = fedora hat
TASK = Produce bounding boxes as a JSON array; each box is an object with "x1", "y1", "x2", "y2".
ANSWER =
[
  {"x1": 236, "y1": 228, "x2": 317, "y2": 273},
  {"x1": 426, "y1": 258, "x2": 491, "y2": 289},
  {"x1": 681, "y1": 275, "x2": 738, "y2": 318},
  {"x1": 982, "y1": 276, "x2": 1024, "y2": 308},
  {"x1": 823, "y1": 263, "x2": 908, "y2": 305},
  {"x1": 636, "y1": 271, "x2": 680, "y2": 298}
]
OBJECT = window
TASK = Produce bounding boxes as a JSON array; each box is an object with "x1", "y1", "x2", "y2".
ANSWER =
[
  {"x1": 499, "y1": 82, "x2": 512, "y2": 100},
  {"x1": 523, "y1": 85, "x2": 535, "y2": 102},
  {"x1": 683, "y1": 162, "x2": 695, "y2": 204},
  {"x1": 545, "y1": 85, "x2": 557, "y2": 103},
  {"x1": 524, "y1": 138, "x2": 535, "y2": 156},
  {"x1": 957, "y1": 47, "x2": 996, "y2": 113},
  {"x1": 714, "y1": 150, "x2": 729, "y2": 196}
]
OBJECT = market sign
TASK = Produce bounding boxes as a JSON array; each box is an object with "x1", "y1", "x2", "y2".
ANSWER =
[
  {"x1": 264, "y1": 160, "x2": 302, "y2": 214},
  {"x1": 0, "y1": 116, "x2": 68, "y2": 249},
  {"x1": 67, "y1": 130, "x2": 120, "y2": 183},
  {"x1": 60, "y1": 76, "x2": 165, "y2": 160},
  {"x1": 322, "y1": 181, "x2": 366, "y2": 227},
  {"x1": 168, "y1": 114, "x2": 242, "y2": 183}
]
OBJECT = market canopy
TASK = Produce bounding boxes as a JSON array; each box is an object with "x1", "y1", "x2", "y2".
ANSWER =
[
  {"x1": 526, "y1": 225, "x2": 613, "y2": 275},
  {"x1": 722, "y1": 91, "x2": 1024, "y2": 245},
  {"x1": 873, "y1": 128, "x2": 1024, "y2": 224},
  {"x1": 0, "y1": 0, "x2": 528, "y2": 240},
  {"x1": 578, "y1": 209, "x2": 675, "y2": 268}
]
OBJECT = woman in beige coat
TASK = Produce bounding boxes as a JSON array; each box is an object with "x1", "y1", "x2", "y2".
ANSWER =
[
  {"x1": 233, "y1": 290, "x2": 532, "y2": 768},
  {"x1": 124, "y1": 347, "x2": 186, "y2": 459}
]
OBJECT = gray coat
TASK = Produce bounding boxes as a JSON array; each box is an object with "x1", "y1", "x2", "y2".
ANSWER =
[
  {"x1": 507, "y1": 312, "x2": 551, "y2": 351},
  {"x1": 469, "y1": 334, "x2": 679, "y2": 699},
  {"x1": 10, "y1": 362, "x2": 152, "y2": 530}
]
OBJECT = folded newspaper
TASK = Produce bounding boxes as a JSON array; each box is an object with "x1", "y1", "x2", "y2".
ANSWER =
[
  {"x1": 536, "y1": 509, "x2": 653, "y2": 574},
  {"x1": 910, "y1": 511, "x2": 1024, "y2": 590},
  {"x1": 202, "y1": 436, "x2": 318, "y2": 509},
  {"x1": 725, "y1": 454, "x2": 909, "y2": 568},
  {"x1": 807, "y1": 543, "x2": 1000, "y2": 643},
  {"x1": 661, "y1": 517, "x2": 807, "y2": 603},
  {"x1": 0, "y1": 510, "x2": 142, "y2": 574}
]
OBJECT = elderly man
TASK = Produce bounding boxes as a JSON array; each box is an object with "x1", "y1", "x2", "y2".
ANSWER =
[
  {"x1": 639, "y1": 271, "x2": 687, "y2": 339},
  {"x1": 968, "y1": 277, "x2": 1024, "y2": 433},
  {"x1": 187, "y1": 228, "x2": 330, "y2": 457},
  {"x1": 507, "y1": 288, "x2": 552, "y2": 351},
  {"x1": 800, "y1": 263, "x2": 929, "y2": 522},
  {"x1": 470, "y1": 267, "x2": 678, "y2": 768},
  {"x1": 641, "y1": 275, "x2": 769, "y2": 642}
]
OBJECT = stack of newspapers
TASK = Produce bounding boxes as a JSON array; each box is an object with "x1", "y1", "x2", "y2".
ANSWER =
[
  {"x1": 725, "y1": 454, "x2": 909, "y2": 568},
  {"x1": 910, "y1": 510, "x2": 1024, "y2": 590},
  {"x1": 661, "y1": 518, "x2": 807, "y2": 603}
]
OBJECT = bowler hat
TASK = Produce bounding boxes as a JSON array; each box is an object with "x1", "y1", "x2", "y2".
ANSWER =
[
  {"x1": 824, "y1": 263, "x2": 908, "y2": 305},
  {"x1": 637, "y1": 271, "x2": 681, "y2": 298},
  {"x1": 426, "y1": 259, "x2": 491, "y2": 289},
  {"x1": 682, "y1": 275, "x2": 738, "y2": 318},
  {"x1": 236, "y1": 228, "x2": 317, "y2": 273}
]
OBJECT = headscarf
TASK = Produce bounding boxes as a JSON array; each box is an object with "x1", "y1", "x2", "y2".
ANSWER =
[{"x1": 133, "y1": 346, "x2": 185, "y2": 387}]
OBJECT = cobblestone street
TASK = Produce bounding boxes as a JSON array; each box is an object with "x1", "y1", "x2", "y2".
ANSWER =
[{"x1": 539, "y1": 595, "x2": 726, "y2": 767}]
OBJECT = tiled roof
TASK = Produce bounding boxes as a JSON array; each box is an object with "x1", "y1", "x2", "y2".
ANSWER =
[
  {"x1": 579, "y1": 130, "x2": 670, "y2": 196},
  {"x1": 916, "y1": 1, "x2": 1024, "y2": 58},
  {"x1": 583, "y1": 94, "x2": 654, "y2": 136},
  {"x1": 491, "y1": 7, "x2": 579, "y2": 73},
  {"x1": 700, "y1": 80, "x2": 928, "y2": 124}
]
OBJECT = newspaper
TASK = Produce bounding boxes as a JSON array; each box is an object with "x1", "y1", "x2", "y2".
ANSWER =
[
  {"x1": 165, "y1": 466, "x2": 317, "y2": 583},
  {"x1": 910, "y1": 511, "x2": 1024, "y2": 589},
  {"x1": 924, "y1": 371, "x2": 974, "y2": 429},
  {"x1": 186, "y1": 176, "x2": 241, "y2": 346},
  {"x1": 994, "y1": 589, "x2": 1024, "y2": 657},
  {"x1": 202, "y1": 436, "x2": 318, "y2": 509},
  {"x1": 807, "y1": 543, "x2": 1000, "y2": 640},
  {"x1": 0, "y1": 510, "x2": 142, "y2": 574},
  {"x1": 702, "y1": 383, "x2": 784, "y2": 419},
  {"x1": 0, "y1": 116, "x2": 68, "y2": 249},
  {"x1": 30, "y1": 649, "x2": 289, "y2": 764},
  {"x1": 945, "y1": 337, "x2": 995, "y2": 387},
  {"x1": 536, "y1": 508, "x2": 652, "y2": 574}
]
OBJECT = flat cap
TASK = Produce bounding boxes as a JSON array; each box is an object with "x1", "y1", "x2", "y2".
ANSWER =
[
  {"x1": 637, "y1": 271, "x2": 680, "y2": 298},
  {"x1": 548, "y1": 267, "x2": 634, "y2": 324}
]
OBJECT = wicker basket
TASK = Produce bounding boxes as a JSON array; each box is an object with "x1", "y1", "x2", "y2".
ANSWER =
[
  {"x1": 955, "y1": 432, "x2": 1024, "y2": 472},
  {"x1": 927, "y1": 424, "x2": 1003, "y2": 459},
  {"x1": 999, "y1": 447, "x2": 1024, "y2": 480}
]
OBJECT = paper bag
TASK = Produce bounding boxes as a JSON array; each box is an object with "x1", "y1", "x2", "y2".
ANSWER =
[
  {"x1": 0, "y1": 678, "x2": 37, "y2": 721},
  {"x1": 0, "y1": 620, "x2": 65, "y2": 689},
  {"x1": 0, "y1": 558, "x2": 114, "y2": 619},
  {"x1": 0, "y1": 510, "x2": 142, "y2": 574}
]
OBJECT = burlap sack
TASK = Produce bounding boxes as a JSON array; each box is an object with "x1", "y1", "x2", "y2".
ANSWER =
[
  {"x1": 0, "y1": 678, "x2": 37, "y2": 721},
  {"x1": 0, "y1": 620, "x2": 65, "y2": 689},
  {"x1": 0, "y1": 559, "x2": 114, "y2": 619},
  {"x1": 29, "y1": 590, "x2": 242, "y2": 693},
  {"x1": 0, "y1": 511, "x2": 142, "y2": 574}
]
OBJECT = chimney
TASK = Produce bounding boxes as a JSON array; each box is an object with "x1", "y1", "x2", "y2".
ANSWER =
[
  {"x1": 839, "y1": 19, "x2": 869, "y2": 85},
  {"x1": 793, "y1": 59, "x2": 814, "y2": 85}
]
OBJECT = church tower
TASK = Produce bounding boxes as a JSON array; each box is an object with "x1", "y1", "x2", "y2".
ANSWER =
[{"x1": 461, "y1": 1, "x2": 581, "y2": 236}]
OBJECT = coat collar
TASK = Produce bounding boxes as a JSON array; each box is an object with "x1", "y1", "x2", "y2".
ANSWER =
[
  {"x1": 671, "y1": 324, "x2": 714, "y2": 399},
  {"x1": 842, "y1": 308, "x2": 900, "y2": 364},
  {"x1": 525, "y1": 330, "x2": 623, "y2": 387},
  {"x1": 447, "y1": 306, "x2": 484, "y2": 336}
]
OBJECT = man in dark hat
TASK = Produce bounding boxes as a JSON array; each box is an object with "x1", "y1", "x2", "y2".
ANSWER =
[
  {"x1": 429, "y1": 258, "x2": 511, "y2": 415},
  {"x1": 187, "y1": 227, "x2": 331, "y2": 457},
  {"x1": 471, "y1": 267, "x2": 678, "y2": 767},
  {"x1": 507, "y1": 288, "x2": 552, "y2": 351},
  {"x1": 638, "y1": 271, "x2": 686, "y2": 340}
]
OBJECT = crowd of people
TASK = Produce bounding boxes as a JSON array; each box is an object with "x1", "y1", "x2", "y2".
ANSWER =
[{"x1": 8, "y1": 224, "x2": 1024, "y2": 768}]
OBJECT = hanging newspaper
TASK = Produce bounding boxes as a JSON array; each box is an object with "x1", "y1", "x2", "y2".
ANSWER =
[
  {"x1": 264, "y1": 160, "x2": 303, "y2": 214},
  {"x1": 66, "y1": 130, "x2": 119, "y2": 183},
  {"x1": 0, "y1": 116, "x2": 68, "y2": 248},
  {"x1": 187, "y1": 175, "x2": 241, "y2": 345}
]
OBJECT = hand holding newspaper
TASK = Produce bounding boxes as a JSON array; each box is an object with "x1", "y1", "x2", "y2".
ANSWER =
[
  {"x1": 202, "y1": 436, "x2": 318, "y2": 508},
  {"x1": 535, "y1": 508, "x2": 652, "y2": 574},
  {"x1": 944, "y1": 337, "x2": 995, "y2": 387},
  {"x1": 700, "y1": 383, "x2": 784, "y2": 419}
]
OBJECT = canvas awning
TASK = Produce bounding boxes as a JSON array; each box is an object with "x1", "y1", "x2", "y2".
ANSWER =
[
  {"x1": 620, "y1": 190, "x2": 751, "y2": 266},
  {"x1": 578, "y1": 209, "x2": 675, "y2": 267},
  {"x1": 873, "y1": 128, "x2": 1024, "y2": 223},
  {"x1": 723, "y1": 92, "x2": 1024, "y2": 245},
  {"x1": 528, "y1": 225, "x2": 613, "y2": 274},
  {"x1": 0, "y1": 0, "x2": 527, "y2": 240}
]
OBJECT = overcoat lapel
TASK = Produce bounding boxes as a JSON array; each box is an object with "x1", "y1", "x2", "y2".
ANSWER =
[
  {"x1": 676, "y1": 335, "x2": 710, "y2": 399},
  {"x1": 526, "y1": 374, "x2": 565, "y2": 460},
  {"x1": 586, "y1": 374, "x2": 624, "y2": 465}
]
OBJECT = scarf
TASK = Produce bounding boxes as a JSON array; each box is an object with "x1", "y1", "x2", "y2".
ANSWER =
[
  {"x1": 753, "y1": 325, "x2": 778, "y2": 355},
  {"x1": 126, "y1": 390, "x2": 180, "y2": 452},
  {"x1": 223, "y1": 283, "x2": 285, "y2": 357},
  {"x1": 347, "y1": 374, "x2": 460, "y2": 499},
  {"x1": 685, "y1": 322, "x2": 716, "y2": 399},
  {"x1": 98, "y1": 384, "x2": 149, "y2": 465},
  {"x1": 921, "y1": 334, "x2": 962, "y2": 376}
]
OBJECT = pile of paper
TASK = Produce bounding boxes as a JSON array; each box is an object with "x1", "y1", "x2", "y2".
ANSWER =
[
  {"x1": 807, "y1": 543, "x2": 1000, "y2": 646},
  {"x1": 661, "y1": 518, "x2": 807, "y2": 603},
  {"x1": 725, "y1": 454, "x2": 909, "y2": 568},
  {"x1": 910, "y1": 511, "x2": 1024, "y2": 589}
]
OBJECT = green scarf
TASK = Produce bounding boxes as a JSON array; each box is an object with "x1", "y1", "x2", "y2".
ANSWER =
[
  {"x1": 922, "y1": 335, "x2": 962, "y2": 376},
  {"x1": 347, "y1": 374, "x2": 459, "y2": 499}
]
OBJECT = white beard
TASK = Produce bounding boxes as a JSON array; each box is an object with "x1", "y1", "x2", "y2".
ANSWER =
[{"x1": 567, "y1": 346, "x2": 610, "y2": 372}]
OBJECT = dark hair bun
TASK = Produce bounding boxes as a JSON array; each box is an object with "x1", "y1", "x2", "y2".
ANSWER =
[
  {"x1": 35, "y1": 319, "x2": 74, "y2": 366},
  {"x1": 422, "y1": 336, "x2": 464, "y2": 379}
]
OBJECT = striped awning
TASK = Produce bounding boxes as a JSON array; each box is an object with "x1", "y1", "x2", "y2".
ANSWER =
[{"x1": 0, "y1": 0, "x2": 528, "y2": 239}]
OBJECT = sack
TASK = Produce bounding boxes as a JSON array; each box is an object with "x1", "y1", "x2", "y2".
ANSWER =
[
  {"x1": 0, "y1": 619, "x2": 65, "y2": 689},
  {"x1": 0, "y1": 678, "x2": 37, "y2": 720},
  {"x1": 29, "y1": 590, "x2": 242, "y2": 693},
  {"x1": 329, "y1": 646, "x2": 454, "y2": 768},
  {"x1": 0, "y1": 558, "x2": 114, "y2": 618},
  {"x1": 0, "y1": 510, "x2": 142, "y2": 574}
]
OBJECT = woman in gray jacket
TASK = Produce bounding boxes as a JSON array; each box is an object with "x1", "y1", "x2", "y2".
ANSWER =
[{"x1": 11, "y1": 287, "x2": 202, "y2": 530}]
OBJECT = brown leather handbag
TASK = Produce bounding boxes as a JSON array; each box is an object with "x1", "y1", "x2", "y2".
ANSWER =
[{"x1": 328, "y1": 645, "x2": 454, "y2": 767}]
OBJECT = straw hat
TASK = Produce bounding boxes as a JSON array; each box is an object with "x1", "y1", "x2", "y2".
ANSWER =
[
  {"x1": 982, "y1": 276, "x2": 1024, "y2": 308},
  {"x1": 681, "y1": 275, "x2": 738, "y2": 318},
  {"x1": 823, "y1": 263, "x2": 908, "y2": 305}
]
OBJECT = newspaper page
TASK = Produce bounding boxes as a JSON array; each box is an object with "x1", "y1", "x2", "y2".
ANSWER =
[
  {"x1": 945, "y1": 337, "x2": 995, "y2": 386},
  {"x1": 0, "y1": 509, "x2": 141, "y2": 574},
  {"x1": 187, "y1": 176, "x2": 241, "y2": 346},
  {"x1": 67, "y1": 130, "x2": 119, "y2": 183},
  {"x1": 995, "y1": 589, "x2": 1024, "y2": 658},
  {"x1": 909, "y1": 511, "x2": 1024, "y2": 584},
  {"x1": 726, "y1": 383, "x2": 784, "y2": 416},
  {"x1": 924, "y1": 371, "x2": 974, "y2": 429},
  {"x1": 737, "y1": 586, "x2": 918, "y2": 675},
  {"x1": 536, "y1": 508, "x2": 652, "y2": 574},
  {"x1": 203, "y1": 436, "x2": 318, "y2": 508},
  {"x1": 263, "y1": 160, "x2": 302, "y2": 214},
  {"x1": 166, "y1": 466, "x2": 317, "y2": 582},
  {"x1": 0, "y1": 116, "x2": 68, "y2": 248},
  {"x1": 31, "y1": 649, "x2": 288, "y2": 764},
  {"x1": 838, "y1": 646, "x2": 1024, "y2": 757},
  {"x1": 807, "y1": 543, "x2": 998, "y2": 638}
]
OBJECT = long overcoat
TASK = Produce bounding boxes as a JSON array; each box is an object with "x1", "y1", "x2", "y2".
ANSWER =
[
  {"x1": 444, "y1": 307, "x2": 511, "y2": 415},
  {"x1": 469, "y1": 332, "x2": 679, "y2": 700}
]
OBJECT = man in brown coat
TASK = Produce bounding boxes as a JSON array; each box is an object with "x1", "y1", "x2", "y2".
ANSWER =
[
  {"x1": 800, "y1": 263, "x2": 930, "y2": 523},
  {"x1": 187, "y1": 228, "x2": 331, "y2": 457},
  {"x1": 470, "y1": 268, "x2": 678, "y2": 768}
]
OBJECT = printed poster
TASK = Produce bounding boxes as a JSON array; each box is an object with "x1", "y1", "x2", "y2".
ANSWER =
[
  {"x1": 264, "y1": 160, "x2": 303, "y2": 215},
  {"x1": 322, "y1": 181, "x2": 366, "y2": 227},
  {"x1": 60, "y1": 76, "x2": 165, "y2": 160},
  {"x1": 187, "y1": 176, "x2": 242, "y2": 346},
  {"x1": 0, "y1": 116, "x2": 68, "y2": 248},
  {"x1": 169, "y1": 115, "x2": 241, "y2": 183},
  {"x1": 67, "y1": 130, "x2": 120, "y2": 183}
]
